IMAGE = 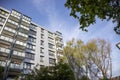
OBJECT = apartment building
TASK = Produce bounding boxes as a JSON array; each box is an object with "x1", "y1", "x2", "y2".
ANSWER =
[{"x1": 0, "y1": 7, "x2": 63, "y2": 79}]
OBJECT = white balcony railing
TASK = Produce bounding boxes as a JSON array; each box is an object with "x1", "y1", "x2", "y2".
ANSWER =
[
  {"x1": 7, "y1": 19, "x2": 18, "y2": 26},
  {"x1": 18, "y1": 32, "x2": 28, "y2": 38},
  {"x1": 20, "y1": 25, "x2": 29, "y2": 30},
  {"x1": 0, "y1": 36, "x2": 26, "y2": 47},
  {"x1": 0, "y1": 36, "x2": 13, "y2": 42},
  {"x1": 11, "y1": 13, "x2": 20, "y2": 19},
  {"x1": 0, "y1": 47, "x2": 25, "y2": 57},
  {"x1": 16, "y1": 41, "x2": 26, "y2": 47},
  {"x1": 4, "y1": 26, "x2": 16, "y2": 33}
]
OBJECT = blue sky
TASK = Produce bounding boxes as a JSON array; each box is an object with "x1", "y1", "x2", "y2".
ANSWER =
[{"x1": 0, "y1": 0, "x2": 120, "y2": 77}]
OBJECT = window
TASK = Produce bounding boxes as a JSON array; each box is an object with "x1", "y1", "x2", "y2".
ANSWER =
[
  {"x1": 8, "y1": 19, "x2": 18, "y2": 25},
  {"x1": 48, "y1": 43, "x2": 54, "y2": 49},
  {"x1": 29, "y1": 30, "x2": 36, "y2": 36},
  {"x1": 24, "y1": 63, "x2": 31, "y2": 69},
  {"x1": 40, "y1": 47, "x2": 44, "y2": 53},
  {"x1": 0, "y1": 25, "x2": 2, "y2": 30},
  {"x1": 27, "y1": 44, "x2": 35, "y2": 50},
  {"x1": 49, "y1": 50, "x2": 55, "y2": 57},
  {"x1": 41, "y1": 40, "x2": 44, "y2": 46},
  {"x1": 40, "y1": 56, "x2": 44, "y2": 62},
  {"x1": 0, "y1": 9, "x2": 8, "y2": 17},
  {"x1": 48, "y1": 31, "x2": 53, "y2": 38},
  {"x1": 25, "y1": 53, "x2": 34, "y2": 60},
  {"x1": 41, "y1": 34, "x2": 44, "y2": 39},
  {"x1": 41, "y1": 28, "x2": 44, "y2": 33},
  {"x1": 28, "y1": 37, "x2": 36, "y2": 43},
  {"x1": 22, "y1": 15, "x2": 30, "y2": 21},
  {"x1": 48, "y1": 37, "x2": 54, "y2": 43},
  {"x1": 0, "y1": 17, "x2": 5, "y2": 23},
  {"x1": 30, "y1": 25, "x2": 37, "y2": 30},
  {"x1": 20, "y1": 25, "x2": 29, "y2": 30},
  {"x1": 49, "y1": 58, "x2": 55, "y2": 64},
  {"x1": 11, "y1": 10, "x2": 21, "y2": 16}
]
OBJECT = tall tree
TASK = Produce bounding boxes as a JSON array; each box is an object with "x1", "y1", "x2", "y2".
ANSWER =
[
  {"x1": 64, "y1": 39, "x2": 90, "y2": 80},
  {"x1": 85, "y1": 39, "x2": 112, "y2": 80},
  {"x1": 65, "y1": 0, "x2": 120, "y2": 34},
  {"x1": 63, "y1": 38, "x2": 112, "y2": 80}
]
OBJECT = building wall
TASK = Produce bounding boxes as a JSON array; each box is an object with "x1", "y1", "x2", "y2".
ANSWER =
[{"x1": 0, "y1": 7, "x2": 63, "y2": 78}]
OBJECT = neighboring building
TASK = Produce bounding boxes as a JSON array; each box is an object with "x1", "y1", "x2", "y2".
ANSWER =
[{"x1": 0, "y1": 7, "x2": 63, "y2": 79}]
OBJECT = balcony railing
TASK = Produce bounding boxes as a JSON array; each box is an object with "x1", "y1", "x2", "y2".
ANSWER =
[
  {"x1": 4, "y1": 26, "x2": 16, "y2": 33},
  {"x1": 0, "y1": 36, "x2": 27, "y2": 47},
  {"x1": 18, "y1": 32, "x2": 28, "y2": 38},
  {"x1": 0, "y1": 47, "x2": 25, "y2": 57},
  {"x1": 16, "y1": 41, "x2": 26, "y2": 47},
  {"x1": 10, "y1": 13, "x2": 20, "y2": 19},
  {"x1": 0, "y1": 47, "x2": 10, "y2": 53},
  {"x1": 20, "y1": 25, "x2": 29, "y2": 31},
  {"x1": 0, "y1": 35, "x2": 13, "y2": 42},
  {"x1": 7, "y1": 19, "x2": 18, "y2": 26},
  {"x1": 0, "y1": 61, "x2": 23, "y2": 69},
  {"x1": 28, "y1": 34, "x2": 36, "y2": 38}
]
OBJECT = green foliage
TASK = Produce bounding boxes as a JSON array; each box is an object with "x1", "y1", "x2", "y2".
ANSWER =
[
  {"x1": 25, "y1": 61, "x2": 75, "y2": 80},
  {"x1": 0, "y1": 66, "x2": 4, "y2": 79},
  {"x1": 65, "y1": 0, "x2": 120, "y2": 34},
  {"x1": 80, "y1": 76, "x2": 90, "y2": 80}
]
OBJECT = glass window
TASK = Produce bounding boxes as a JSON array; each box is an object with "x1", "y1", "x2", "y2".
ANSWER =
[
  {"x1": 27, "y1": 44, "x2": 35, "y2": 50},
  {"x1": 25, "y1": 53, "x2": 34, "y2": 60},
  {"x1": 40, "y1": 56, "x2": 44, "y2": 62},
  {"x1": 41, "y1": 34, "x2": 44, "y2": 39},
  {"x1": 40, "y1": 47, "x2": 44, "y2": 53},
  {"x1": 41, "y1": 40, "x2": 44, "y2": 45},
  {"x1": 49, "y1": 50, "x2": 55, "y2": 57},
  {"x1": 49, "y1": 58, "x2": 55, "y2": 64},
  {"x1": 41, "y1": 28, "x2": 44, "y2": 33},
  {"x1": 48, "y1": 43, "x2": 54, "y2": 49}
]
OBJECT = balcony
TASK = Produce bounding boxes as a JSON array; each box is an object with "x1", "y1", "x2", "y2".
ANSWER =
[
  {"x1": 0, "y1": 21, "x2": 3, "y2": 25},
  {"x1": 56, "y1": 41, "x2": 63, "y2": 47},
  {"x1": 0, "y1": 35, "x2": 13, "y2": 42},
  {"x1": 0, "y1": 13, "x2": 7, "y2": 19},
  {"x1": 6, "y1": 19, "x2": 18, "y2": 29},
  {"x1": 48, "y1": 48, "x2": 55, "y2": 52},
  {"x1": 20, "y1": 25, "x2": 29, "y2": 31},
  {"x1": 0, "y1": 36, "x2": 27, "y2": 47},
  {"x1": 9, "y1": 14, "x2": 20, "y2": 22},
  {"x1": 24, "y1": 58, "x2": 34, "y2": 64},
  {"x1": 13, "y1": 50, "x2": 25, "y2": 58},
  {"x1": 21, "y1": 19, "x2": 30, "y2": 27},
  {"x1": 56, "y1": 36, "x2": 62, "y2": 40},
  {"x1": 10, "y1": 63, "x2": 23, "y2": 70},
  {"x1": 0, "y1": 61, "x2": 23, "y2": 69},
  {"x1": 16, "y1": 40, "x2": 26, "y2": 47},
  {"x1": 28, "y1": 34, "x2": 36, "y2": 38},
  {"x1": 27, "y1": 40, "x2": 36, "y2": 45},
  {"x1": 0, "y1": 9, "x2": 9, "y2": 18},
  {"x1": 0, "y1": 47, "x2": 25, "y2": 58},
  {"x1": 48, "y1": 34, "x2": 54, "y2": 39},
  {"x1": 18, "y1": 32, "x2": 28, "y2": 38},
  {"x1": 48, "y1": 39, "x2": 54, "y2": 44},
  {"x1": 30, "y1": 26, "x2": 36, "y2": 32},
  {"x1": 4, "y1": 26, "x2": 16, "y2": 33},
  {"x1": 57, "y1": 47, "x2": 63, "y2": 52},
  {"x1": 25, "y1": 48, "x2": 35, "y2": 54}
]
